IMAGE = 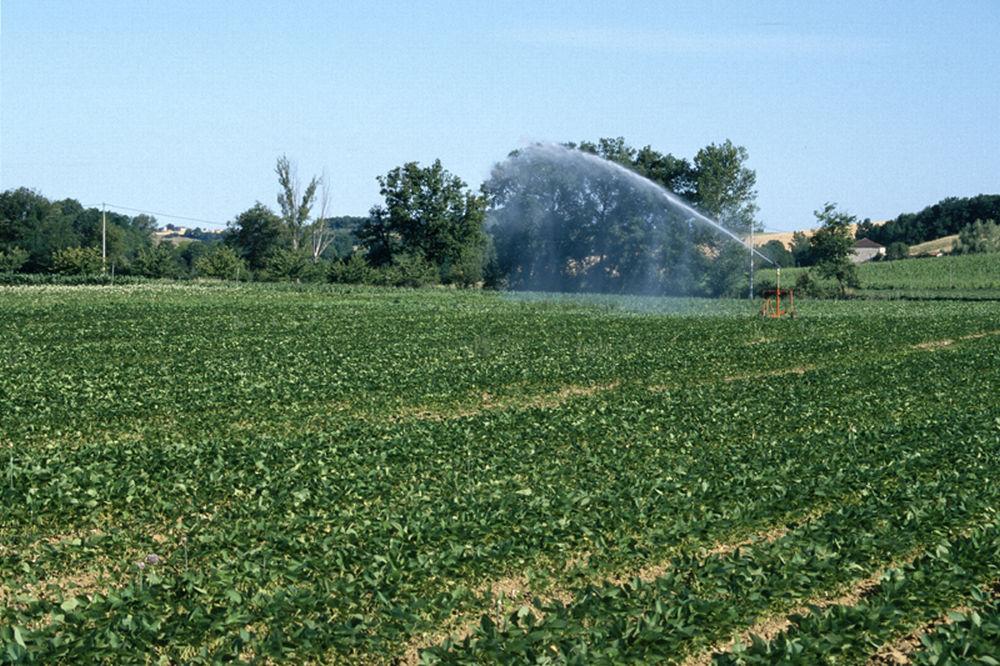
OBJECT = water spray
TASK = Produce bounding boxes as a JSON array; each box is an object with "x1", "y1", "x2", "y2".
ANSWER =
[
  {"x1": 493, "y1": 143, "x2": 782, "y2": 299},
  {"x1": 522, "y1": 144, "x2": 779, "y2": 268}
]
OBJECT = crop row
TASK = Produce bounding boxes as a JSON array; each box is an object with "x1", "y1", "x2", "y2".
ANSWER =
[
  {"x1": 909, "y1": 586, "x2": 1000, "y2": 665},
  {"x1": 712, "y1": 525, "x2": 1000, "y2": 664},
  {"x1": 7, "y1": 358, "x2": 1000, "y2": 660},
  {"x1": 421, "y1": 400, "x2": 1000, "y2": 663}
]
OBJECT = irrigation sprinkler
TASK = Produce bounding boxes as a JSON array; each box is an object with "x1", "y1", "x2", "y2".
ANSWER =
[{"x1": 759, "y1": 267, "x2": 796, "y2": 318}]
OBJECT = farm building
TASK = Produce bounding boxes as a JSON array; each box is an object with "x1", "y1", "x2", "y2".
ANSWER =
[{"x1": 851, "y1": 238, "x2": 886, "y2": 263}]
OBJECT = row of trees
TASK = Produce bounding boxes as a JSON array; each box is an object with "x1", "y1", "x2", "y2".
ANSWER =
[
  {"x1": 0, "y1": 189, "x2": 158, "y2": 273},
  {"x1": 219, "y1": 156, "x2": 489, "y2": 287},
  {"x1": 3, "y1": 137, "x2": 762, "y2": 294},
  {"x1": 12, "y1": 138, "x2": 984, "y2": 297},
  {"x1": 856, "y1": 194, "x2": 1000, "y2": 246}
]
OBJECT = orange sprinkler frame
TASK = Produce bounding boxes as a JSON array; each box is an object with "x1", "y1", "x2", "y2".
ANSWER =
[{"x1": 760, "y1": 268, "x2": 796, "y2": 318}]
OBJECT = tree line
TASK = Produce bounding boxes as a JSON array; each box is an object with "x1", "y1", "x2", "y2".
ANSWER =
[
  {"x1": 1, "y1": 137, "x2": 761, "y2": 293},
  {"x1": 5, "y1": 139, "x2": 991, "y2": 294},
  {"x1": 856, "y1": 194, "x2": 1000, "y2": 247}
]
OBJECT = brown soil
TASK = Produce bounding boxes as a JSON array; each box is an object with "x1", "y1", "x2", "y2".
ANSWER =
[
  {"x1": 393, "y1": 382, "x2": 620, "y2": 423},
  {"x1": 912, "y1": 339, "x2": 954, "y2": 351}
]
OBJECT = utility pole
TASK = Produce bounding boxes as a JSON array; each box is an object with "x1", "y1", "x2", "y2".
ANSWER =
[
  {"x1": 748, "y1": 223, "x2": 754, "y2": 300},
  {"x1": 102, "y1": 203, "x2": 107, "y2": 274}
]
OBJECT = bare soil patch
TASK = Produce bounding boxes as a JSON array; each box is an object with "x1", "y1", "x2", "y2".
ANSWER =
[{"x1": 393, "y1": 381, "x2": 620, "y2": 423}]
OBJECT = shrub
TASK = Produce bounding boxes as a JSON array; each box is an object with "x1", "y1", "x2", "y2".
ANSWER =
[
  {"x1": 328, "y1": 253, "x2": 373, "y2": 284},
  {"x1": 382, "y1": 252, "x2": 439, "y2": 288},
  {"x1": 258, "y1": 249, "x2": 326, "y2": 283},
  {"x1": 51, "y1": 246, "x2": 103, "y2": 275},
  {"x1": 194, "y1": 246, "x2": 246, "y2": 280},
  {"x1": 0, "y1": 246, "x2": 29, "y2": 273}
]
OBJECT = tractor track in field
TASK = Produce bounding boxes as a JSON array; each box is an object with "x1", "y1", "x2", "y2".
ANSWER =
[
  {"x1": 689, "y1": 518, "x2": 995, "y2": 666},
  {"x1": 866, "y1": 580, "x2": 1000, "y2": 666},
  {"x1": 397, "y1": 505, "x2": 832, "y2": 665},
  {"x1": 680, "y1": 553, "x2": 924, "y2": 666}
]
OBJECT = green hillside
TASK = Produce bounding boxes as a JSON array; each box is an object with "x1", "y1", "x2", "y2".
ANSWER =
[{"x1": 758, "y1": 252, "x2": 1000, "y2": 298}]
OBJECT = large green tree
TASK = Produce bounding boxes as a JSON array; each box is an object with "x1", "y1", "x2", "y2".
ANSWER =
[
  {"x1": 693, "y1": 140, "x2": 759, "y2": 233},
  {"x1": 225, "y1": 203, "x2": 286, "y2": 271},
  {"x1": 809, "y1": 203, "x2": 860, "y2": 297},
  {"x1": 358, "y1": 160, "x2": 487, "y2": 286}
]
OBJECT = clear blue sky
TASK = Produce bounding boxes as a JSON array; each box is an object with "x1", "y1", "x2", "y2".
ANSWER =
[{"x1": 2, "y1": 1, "x2": 998, "y2": 230}]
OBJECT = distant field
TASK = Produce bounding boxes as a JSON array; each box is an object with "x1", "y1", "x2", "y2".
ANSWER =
[
  {"x1": 759, "y1": 253, "x2": 1000, "y2": 297},
  {"x1": 909, "y1": 234, "x2": 958, "y2": 256},
  {"x1": 860, "y1": 253, "x2": 1000, "y2": 291},
  {"x1": 753, "y1": 221, "x2": 886, "y2": 250},
  {"x1": 2, "y1": 284, "x2": 1000, "y2": 663}
]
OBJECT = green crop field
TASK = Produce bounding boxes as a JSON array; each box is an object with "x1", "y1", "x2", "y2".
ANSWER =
[
  {"x1": 759, "y1": 252, "x2": 1000, "y2": 299},
  {"x1": 2, "y1": 283, "x2": 999, "y2": 664}
]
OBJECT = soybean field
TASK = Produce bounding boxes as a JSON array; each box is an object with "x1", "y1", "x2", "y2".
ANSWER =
[{"x1": 2, "y1": 283, "x2": 999, "y2": 664}]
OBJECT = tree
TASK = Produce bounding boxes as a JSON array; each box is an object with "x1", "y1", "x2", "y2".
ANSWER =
[
  {"x1": 358, "y1": 160, "x2": 487, "y2": 286},
  {"x1": 226, "y1": 203, "x2": 285, "y2": 271},
  {"x1": 178, "y1": 239, "x2": 215, "y2": 273},
  {"x1": 953, "y1": 219, "x2": 1000, "y2": 254},
  {"x1": 859, "y1": 194, "x2": 1000, "y2": 246},
  {"x1": 809, "y1": 203, "x2": 859, "y2": 297},
  {"x1": 885, "y1": 241, "x2": 910, "y2": 261},
  {"x1": 52, "y1": 246, "x2": 103, "y2": 275},
  {"x1": 693, "y1": 140, "x2": 759, "y2": 234},
  {"x1": 0, "y1": 189, "x2": 157, "y2": 272},
  {"x1": 758, "y1": 239, "x2": 794, "y2": 267},
  {"x1": 307, "y1": 176, "x2": 335, "y2": 263},
  {"x1": 0, "y1": 246, "x2": 28, "y2": 272},
  {"x1": 855, "y1": 217, "x2": 876, "y2": 239},
  {"x1": 195, "y1": 246, "x2": 245, "y2": 280},
  {"x1": 318, "y1": 216, "x2": 364, "y2": 260},
  {"x1": 275, "y1": 155, "x2": 319, "y2": 252},
  {"x1": 485, "y1": 138, "x2": 759, "y2": 295},
  {"x1": 132, "y1": 243, "x2": 184, "y2": 278},
  {"x1": 790, "y1": 231, "x2": 813, "y2": 267},
  {"x1": 0, "y1": 188, "x2": 79, "y2": 271}
]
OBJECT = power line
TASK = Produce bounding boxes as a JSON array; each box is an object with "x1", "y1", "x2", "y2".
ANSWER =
[{"x1": 86, "y1": 203, "x2": 228, "y2": 228}]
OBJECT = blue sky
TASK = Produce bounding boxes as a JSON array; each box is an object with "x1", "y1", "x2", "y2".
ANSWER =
[{"x1": 2, "y1": 1, "x2": 998, "y2": 230}]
